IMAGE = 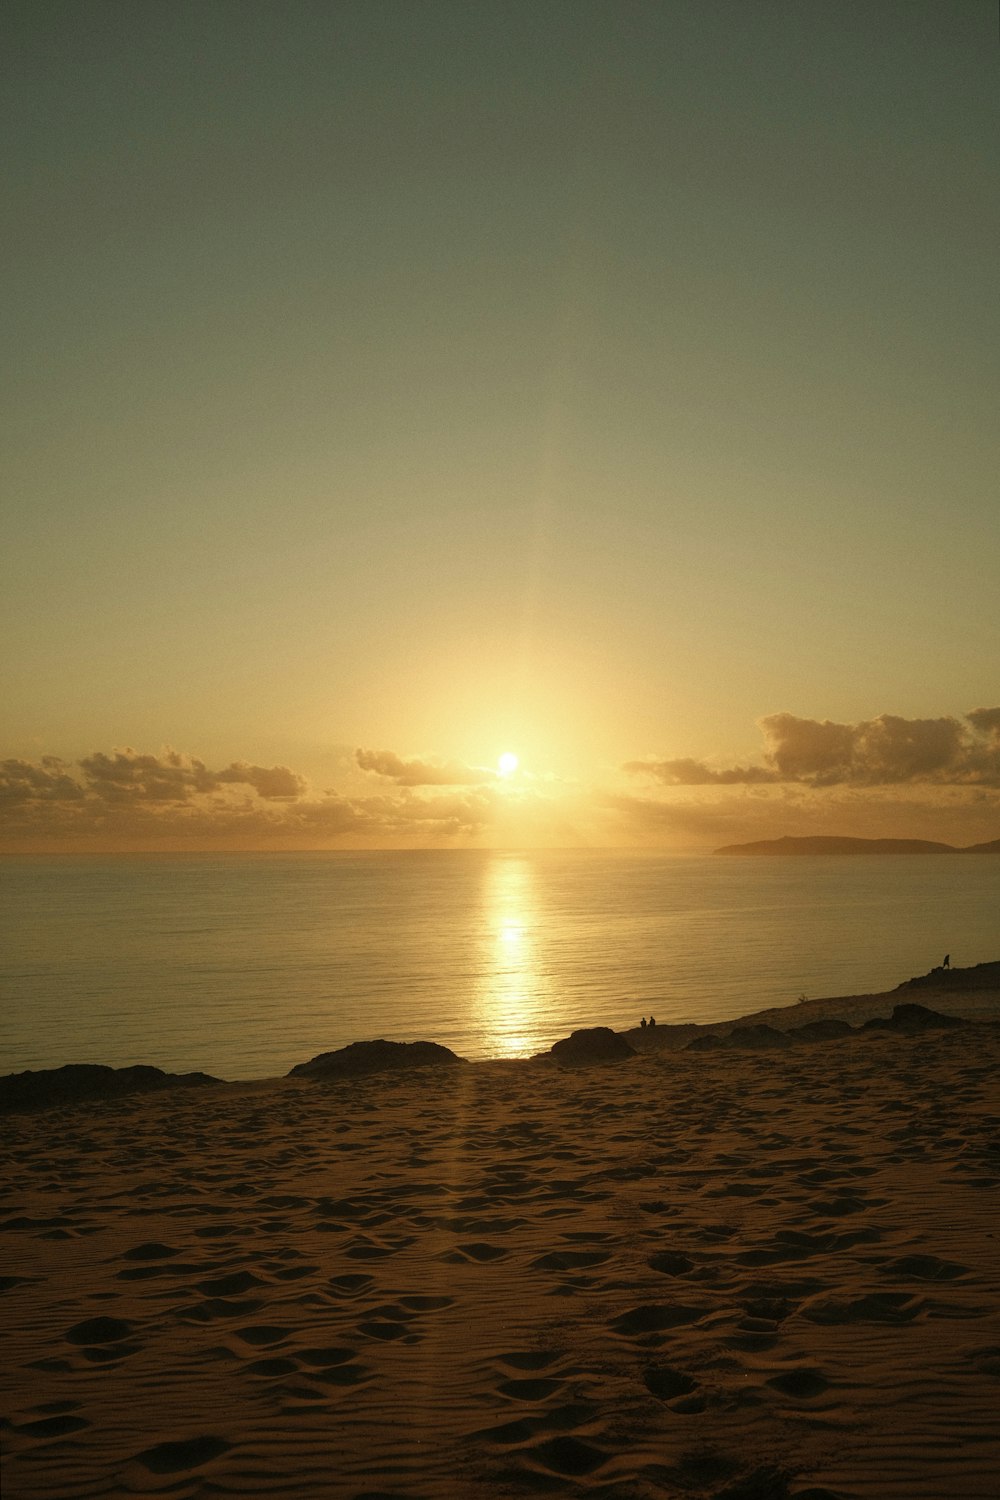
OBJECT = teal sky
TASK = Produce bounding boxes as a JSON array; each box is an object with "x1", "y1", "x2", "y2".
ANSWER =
[{"x1": 3, "y1": 1, "x2": 998, "y2": 849}]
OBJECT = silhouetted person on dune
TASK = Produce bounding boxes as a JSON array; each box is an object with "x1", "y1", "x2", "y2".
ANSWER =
[{"x1": 943, "y1": 953, "x2": 950, "y2": 969}]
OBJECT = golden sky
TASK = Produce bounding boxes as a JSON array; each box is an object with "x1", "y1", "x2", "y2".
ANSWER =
[{"x1": 2, "y1": 2, "x2": 998, "y2": 852}]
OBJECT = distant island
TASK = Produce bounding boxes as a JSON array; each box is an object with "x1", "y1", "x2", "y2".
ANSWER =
[{"x1": 715, "y1": 835, "x2": 1000, "y2": 856}]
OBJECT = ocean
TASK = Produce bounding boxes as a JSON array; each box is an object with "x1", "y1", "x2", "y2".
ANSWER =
[{"x1": 2, "y1": 850, "x2": 998, "y2": 1080}]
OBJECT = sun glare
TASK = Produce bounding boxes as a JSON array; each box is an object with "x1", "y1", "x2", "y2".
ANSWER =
[{"x1": 498, "y1": 751, "x2": 519, "y2": 778}]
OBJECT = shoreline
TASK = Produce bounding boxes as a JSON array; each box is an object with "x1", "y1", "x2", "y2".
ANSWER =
[{"x1": 4, "y1": 964, "x2": 999, "y2": 1104}]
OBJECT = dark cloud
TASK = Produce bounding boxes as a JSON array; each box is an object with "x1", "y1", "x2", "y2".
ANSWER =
[
  {"x1": 627, "y1": 709, "x2": 1000, "y2": 788},
  {"x1": 79, "y1": 749, "x2": 217, "y2": 802},
  {"x1": 355, "y1": 748, "x2": 495, "y2": 786},
  {"x1": 216, "y1": 761, "x2": 307, "y2": 800},
  {"x1": 967, "y1": 707, "x2": 1000, "y2": 741},
  {"x1": 77, "y1": 748, "x2": 307, "y2": 802},
  {"x1": 0, "y1": 756, "x2": 85, "y2": 804},
  {"x1": 623, "y1": 756, "x2": 777, "y2": 785}
]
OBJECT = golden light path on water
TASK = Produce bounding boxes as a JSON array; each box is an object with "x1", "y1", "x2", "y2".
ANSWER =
[{"x1": 474, "y1": 854, "x2": 553, "y2": 1057}]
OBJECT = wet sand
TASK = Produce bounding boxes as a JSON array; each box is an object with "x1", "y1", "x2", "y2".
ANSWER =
[{"x1": 3, "y1": 999, "x2": 999, "y2": 1499}]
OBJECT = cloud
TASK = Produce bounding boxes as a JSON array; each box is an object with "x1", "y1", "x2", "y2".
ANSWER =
[
  {"x1": 216, "y1": 762, "x2": 307, "y2": 800},
  {"x1": 622, "y1": 756, "x2": 777, "y2": 785},
  {"x1": 0, "y1": 756, "x2": 86, "y2": 804},
  {"x1": 355, "y1": 748, "x2": 495, "y2": 786},
  {"x1": 77, "y1": 748, "x2": 307, "y2": 802},
  {"x1": 627, "y1": 708, "x2": 1000, "y2": 788},
  {"x1": 0, "y1": 744, "x2": 496, "y2": 849},
  {"x1": 967, "y1": 706, "x2": 1000, "y2": 741}
]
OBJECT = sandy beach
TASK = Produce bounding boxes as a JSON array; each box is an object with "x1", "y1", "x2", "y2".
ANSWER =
[{"x1": 3, "y1": 984, "x2": 999, "y2": 1500}]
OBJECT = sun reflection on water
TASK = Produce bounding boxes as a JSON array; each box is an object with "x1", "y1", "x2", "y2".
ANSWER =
[{"x1": 474, "y1": 855, "x2": 552, "y2": 1057}]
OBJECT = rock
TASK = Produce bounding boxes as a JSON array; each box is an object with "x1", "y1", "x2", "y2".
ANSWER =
[
  {"x1": 790, "y1": 1018, "x2": 854, "y2": 1042},
  {"x1": 862, "y1": 1003, "x2": 966, "y2": 1033},
  {"x1": 724, "y1": 1024, "x2": 792, "y2": 1049},
  {"x1": 896, "y1": 961, "x2": 1000, "y2": 992},
  {"x1": 686, "y1": 1033, "x2": 725, "y2": 1052},
  {"x1": 288, "y1": 1038, "x2": 463, "y2": 1080},
  {"x1": 547, "y1": 1027, "x2": 635, "y2": 1066},
  {"x1": 0, "y1": 1064, "x2": 220, "y2": 1114}
]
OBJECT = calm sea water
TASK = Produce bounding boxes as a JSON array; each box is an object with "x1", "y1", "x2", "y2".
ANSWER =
[{"x1": 1, "y1": 851, "x2": 998, "y2": 1080}]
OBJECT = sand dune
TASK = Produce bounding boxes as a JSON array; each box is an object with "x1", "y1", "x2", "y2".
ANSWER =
[{"x1": 3, "y1": 1008, "x2": 1000, "y2": 1498}]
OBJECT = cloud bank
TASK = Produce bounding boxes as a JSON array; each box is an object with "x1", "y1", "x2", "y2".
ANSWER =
[
  {"x1": 73, "y1": 749, "x2": 308, "y2": 802},
  {"x1": 626, "y1": 708, "x2": 1000, "y2": 788},
  {"x1": 0, "y1": 747, "x2": 496, "y2": 849},
  {"x1": 3, "y1": 711, "x2": 998, "y2": 851}
]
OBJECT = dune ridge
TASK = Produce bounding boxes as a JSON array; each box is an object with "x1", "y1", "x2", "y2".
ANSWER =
[{"x1": 3, "y1": 975, "x2": 999, "y2": 1498}]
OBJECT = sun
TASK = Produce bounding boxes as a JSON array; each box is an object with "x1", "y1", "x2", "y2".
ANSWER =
[{"x1": 497, "y1": 751, "x2": 519, "y2": 778}]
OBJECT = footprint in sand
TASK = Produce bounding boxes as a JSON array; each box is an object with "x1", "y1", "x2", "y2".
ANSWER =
[
  {"x1": 356, "y1": 1317, "x2": 415, "y2": 1343},
  {"x1": 739, "y1": 1294, "x2": 796, "y2": 1322},
  {"x1": 195, "y1": 1270, "x2": 268, "y2": 1297},
  {"x1": 497, "y1": 1349, "x2": 564, "y2": 1372},
  {"x1": 643, "y1": 1365, "x2": 699, "y2": 1403},
  {"x1": 122, "y1": 1241, "x2": 181, "y2": 1261},
  {"x1": 876, "y1": 1254, "x2": 969, "y2": 1281},
  {"x1": 610, "y1": 1303, "x2": 707, "y2": 1337},
  {"x1": 803, "y1": 1194, "x2": 872, "y2": 1216},
  {"x1": 440, "y1": 1242, "x2": 507, "y2": 1264},
  {"x1": 16, "y1": 1413, "x2": 91, "y2": 1439},
  {"x1": 132, "y1": 1436, "x2": 231, "y2": 1474},
  {"x1": 725, "y1": 1318, "x2": 781, "y2": 1353},
  {"x1": 530, "y1": 1248, "x2": 610, "y2": 1272},
  {"x1": 273, "y1": 1263, "x2": 320, "y2": 1282},
  {"x1": 245, "y1": 1356, "x2": 300, "y2": 1377},
  {"x1": 524, "y1": 1434, "x2": 609, "y2": 1478},
  {"x1": 497, "y1": 1377, "x2": 564, "y2": 1401},
  {"x1": 766, "y1": 1368, "x2": 829, "y2": 1399},
  {"x1": 63, "y1": 1316, "x2": 140, "y2": 1363},
  {"x1": 344, "y1": 1235, "x2": 411, "y2": 1260},
  {"x1": 176, "y1": 1295, "x2": 266, "y2": 1323},
  {"x1": 65, "y1": 1316, "x2": 133, "y2": 1345},
  {"x1": 117, "y1": 1261, "x2": 196, "y2": 1281},
  {"x1": 328, "y1": 1273, "x2": 375, "y2": 1297},
  {"x1": 802, "y1": 1291, "x2": 922, "y2": 1325},
  {"x1": 398, "y1": 1293, "x2": 453, "y2": 1311},
  {"x1": 648, "y1": 1251, "x2": 695, "y2": 1276},
  {"x1": 295, "y1": 1346, "x2": 369, "y2": 1385},
  {"x1": 232, "y1": 1324, "x2": 291, "y2": 1346},
  {"x1": 480, "y1": 1400, "x2": 599, "y2": 1445}
]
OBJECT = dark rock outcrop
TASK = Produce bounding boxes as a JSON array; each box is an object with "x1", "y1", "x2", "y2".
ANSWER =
[
  {"x1": 896, "y1": 961, "x2": 1000, "y2": 992},
  {"x1": 547, "y1": 1027, "x2": 635, "y2": 1066},
  {"x1": 790, "y1": 1018, "x2": 854, "y2": 1042},
  {"x1": 685, "y1": 1033, "x2": 725, "y2": 1052},
  {"x1": 288, "y1": 1038, "x2": 462, "y2": 1080},
  {"x1": 863, "y1": 1003, "x2": 966, "y2": 1033},
  {"x1": 0, "y1": 1064, "x2": 220, "y2": 1114},
  {"x1": 725, "y1": 1024, "x2": 793, "y2": 1049}
]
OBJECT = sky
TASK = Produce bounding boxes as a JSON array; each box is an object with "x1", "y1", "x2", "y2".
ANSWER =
[{"x1": 3, "y1": 0, "x2": 998, "y2": 852}]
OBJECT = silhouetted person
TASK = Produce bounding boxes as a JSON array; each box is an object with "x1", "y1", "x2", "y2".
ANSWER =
[
  {"x1": 640, "y1": 1016, "x2": 647, "y2": 1029},
  {"x1": 649, "y1": 1015, "x2": 656, "y2": 1027},
  {"x1": 942, "y1": 953, "x2": 950, "y2": 969}
]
